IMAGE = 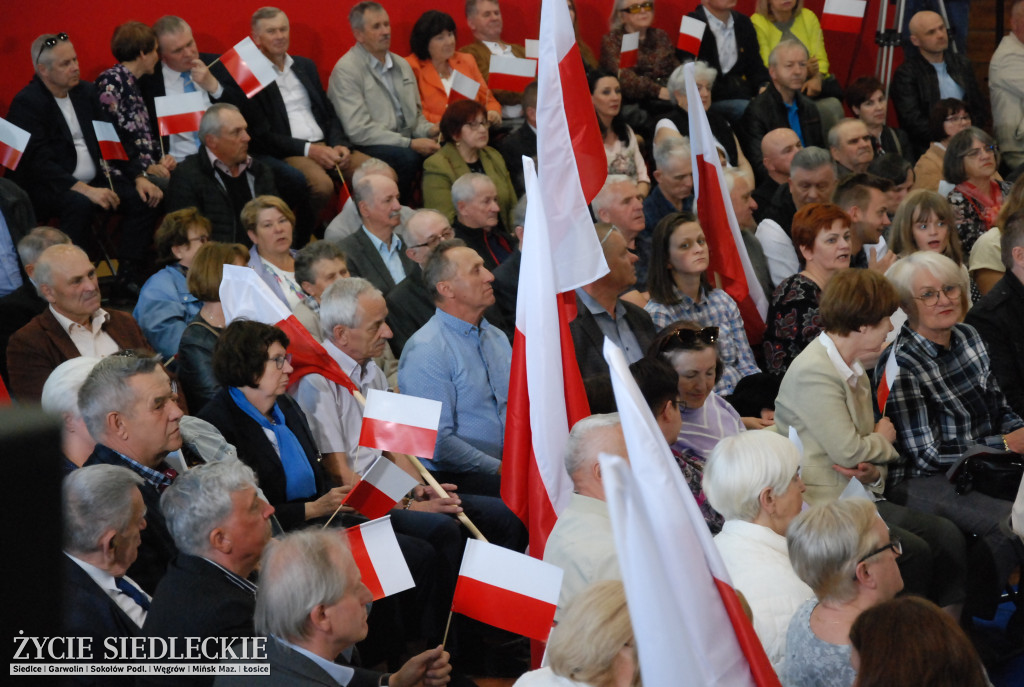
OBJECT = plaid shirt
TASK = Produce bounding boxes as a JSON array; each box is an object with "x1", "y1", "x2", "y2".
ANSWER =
[
  {"x1": 644, "y1": 285, "x2": 761, "y2": 395},
  {"x1": 878, "y1": 323, "x2": 1024, "y2": 484}
]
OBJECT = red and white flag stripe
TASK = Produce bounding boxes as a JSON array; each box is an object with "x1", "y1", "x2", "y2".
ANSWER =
[
  {"x1": 220, "y1": 36, "x2": 278, "y2": 98},
  {"x1": 677, "y1": 16, "x2": 706, "y2": 54},
  {"x1": 685, "y1": 62, "x2": 768, "y2": 344},
  {"x1": 451, "y1": 539, "x2": 563, "y2": 641},
  {"x1": 619, "y1": 31, "x2": 639, "y2": 69},
  {"x1": 343, "y1": 455, "x2": 419, "y2": 520},
  {"x1": 447, "y1": 69, "x2": 481, "y2": 104},
  {"x1": 876, "y1": 346, "x2": 899, "y2": 414},
  {"x1": 488, "y1": 54, "x2": 537, "y2": 92},
  {"x1": 154, "y1": 92, "x2": 206, "y2": 136},
  {"x1": 821, "y1": 0, "x2": 867, "y2": 34},
  {"x1": 601, "y1": 340, "x2": 781, "y2": 686},
  {"x1": 345, "y1": 516, "x2": 414, "y2": 600},
  {"x1": 91, "y1": 121, "x2": 129, "y2": 161},
  {"x1": 359, "y1": 388, "x2": 441, "y2": 460},
  {"x1": 0, "y1": 117, "x2": 30, "y2": 171}
]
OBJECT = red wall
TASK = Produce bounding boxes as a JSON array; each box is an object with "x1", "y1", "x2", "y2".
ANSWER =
[{"x1": 3, "y1": 0, "x2": 887, "y2": 116}]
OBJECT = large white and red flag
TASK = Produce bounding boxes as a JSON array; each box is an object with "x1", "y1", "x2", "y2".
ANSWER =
[
  {"x1": 619, "y1": 31, "x2": 639, "y2": 69},
  {"x1": 343, "y1": 455, "x2": 419, "y2": 520},
  {"x1": 359, "y1": 388, "x2": 441, "y2": 459},
  {"x1": 500, "y1": 0, "x2": 608, "y2": 559},
  {"x1": 220, "y1": 36, "x2": 278, "y2": 98},
  {"x1": 91, "y1": 121, "x2": 129, "y2": 161},
  {"x1": 345, "y1": 516, "x2": 415, "y2": 600},
  {"x1": 685, "y1": 62, "x2": 768, "y2": 344},
  {"x1": 487, "y1": 54, "x2": 537, "y2": 92},
  {"x1": 451, "y1": 539, "x2": 563, "y2": 641},
  {"x1": 0, "y1": 118, "x2": 30, "y2": 171},
  {"x1": 154, "y1": 92, "x2": 206, "y2": 136},
  {"x1": 219, "y1": 265, "x2": 358, "y2": 394},
  {"x1": 447, "y1": 70, "x2": 481, "y2": 104},
  {"x1": 821, "y1": 0, "x2": 868, "y2": 34},
  {"x1": 677, "y1": 16, "x2": 706, "y2": 54},
  {"x1": 876, "y1": 346, "x2": 899, "y2": 414},
  {"x1": 600, "y1": 340, "x2": 781, "y2": 686}
]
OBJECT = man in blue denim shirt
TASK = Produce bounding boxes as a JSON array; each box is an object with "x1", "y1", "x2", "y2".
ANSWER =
[{"x1": 397, "y1": 239, "x2": 511, "y2": 497}]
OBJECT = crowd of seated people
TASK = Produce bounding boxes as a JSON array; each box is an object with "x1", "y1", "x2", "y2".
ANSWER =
[{"x1": 5, "y1": 2, "x2": 1024, "y2": 685}]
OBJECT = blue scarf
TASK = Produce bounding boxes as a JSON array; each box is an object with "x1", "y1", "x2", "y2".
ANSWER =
[{"x1": 228, "y1": 387, "x2": 317, "y2": 501}]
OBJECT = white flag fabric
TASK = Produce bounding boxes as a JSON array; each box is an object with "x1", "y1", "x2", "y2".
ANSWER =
[
  {"x1": 345, "y1": 516, "x2": 414, "y2": 600},
  {"x1": 0, "y1": 117, "x2": 31, "y2": 170},
  {"x1": 221, "y1": 36, "x2": 278, "y2": 97}
]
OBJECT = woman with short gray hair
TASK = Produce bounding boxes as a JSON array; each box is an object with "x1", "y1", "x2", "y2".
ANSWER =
[
  {"x1": 41, "y1": 356, "x2": 102, "y2": 472},
  {"x1": 944, "y1": 127, "x2": 1009, "y2": 259}
]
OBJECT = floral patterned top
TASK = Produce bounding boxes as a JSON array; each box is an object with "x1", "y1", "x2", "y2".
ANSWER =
[
  {"x1": 762, "y1": 273, "x2": 823, "y2": 377},
  {"x1": 947, "y1": 179, "x2": 1010, "y2": 257},
  {"x1": 673, "y1": 446, "x2": 725, "y2": 534},
  {"x1": 599, "y1": 27, "x2": 679, "y2": 102},
  {"x1": 96, "y1": 63, "x2": 160, "y2": 170}
]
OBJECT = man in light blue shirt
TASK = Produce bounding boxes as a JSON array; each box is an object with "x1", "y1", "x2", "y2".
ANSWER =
[
  {"x1": 337, "y1": 174, "x2": 415, "y2": 296},
  {"x1": 398, "y1": 239, "x2": 512, "y2": 497}
]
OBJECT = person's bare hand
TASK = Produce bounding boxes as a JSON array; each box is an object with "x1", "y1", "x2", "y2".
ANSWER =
[
  {"x1": 801, "y1": 73, "x2": 822, "y2": 97},
  {"x1": 806, "y1": 56, "x2": 820, "y2": 77},
  {"x1": 135, "y1": 176, "x2": 163, "y2": 207},
  {"x1": 1004, "y1": 427, "x2": 1024, "y2": 453},
  {"x1": 190, "y1": 59, "x2": 219, "y2": 93},
  {"x1": 486, "y1": 109, "x2": 502, "y2": 126},
  {"x1": 334, "y1": 146, "x2": 352, "y2": 169},
  {"x1": 159, "y1": 154, "x2": 178, "y2": 172},
  {"x1": 308, "y1": 143, "x2": 342, "y2": 169},
  {"x1": 868, "y1": 249, "x2": 898, "y2": 275},
  {"x1": 742, "y1": 416, "x2": 773, "y2": 430},
  {"x1": 833, "y1": 462, "x2": 881, "y2": 485},
  {"x1": 146, "y1": 163, "x2": 171, "y2": 179},
  {"x1": 308, "y1": 485, "x2": 353, "y2": 519},
  {"x1": 411, "y1": 138, "x2": 440, "y2": 156},
  {"x1": 78, "y1": 185, "x2": 120, "y2": 210},
  {"x1": 390, "y1": 645, "x2": 451, "y2": 687},
  {"x1": 874, "y1": 417, "x2": 897, "y2": 444}
]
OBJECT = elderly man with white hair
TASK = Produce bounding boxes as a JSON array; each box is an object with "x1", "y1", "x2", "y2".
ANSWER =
[
  {"x1": 324, "y1": 158, "x2": 416, "y2": 243},
  {"x1": 213, "y1": 528, "x2": 452, "y2": 687},
  {"x1": 62, "y1": 465, "x2": 149, "y2": 644},
  {"x1": 450, "y1": 173, "x2": 516, "y2": 271},
  {"x1": 142, "y1": 460, "x2": 275, "y2": 682},
  {"x1": 592, "y1": 174, "x2": 645, "y2": 249},
  {"x1": 41, "y1": 355, "x2": 101, "y2": 473},
  {"x1": 543, "y1": 414, "x2": 629, "y2": 621}
]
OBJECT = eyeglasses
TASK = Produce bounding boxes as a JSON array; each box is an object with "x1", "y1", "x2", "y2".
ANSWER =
[
  {"x1": 663, "y1": 326, "x2": 719, "y2": 349},
  {"x1": 620, "y1": 2, "x2": 654, "y2": 13},
  {"x1": 409, "y1": 227, "x2": 455, "y2": 250},
  {"x1": 962, "y1": 144, "x2": 998, "y2": 159},
  {"x1": 944, "y1": 113, "x2": 971, "y2": 124},
  {"x1": 35, "y1": 32, "x2": 69, "y2": 64},
  {"x1": 856, "y1": 536, "x2": 902, "y2": 568},
  {"x1": 268, "y1": 353, "x2": 293, "y2": 369},
  {"x1": 463, "y1": 120, "x2": 488, "y2": 130},
  {"x1": 913, "y1": 284, "x2": 961, "y2": 307}
]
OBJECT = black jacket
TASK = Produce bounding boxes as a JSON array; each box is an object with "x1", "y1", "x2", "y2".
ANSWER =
[
  {"x1": 497, "y1": 123, "x2": 536, "y2": 197},
  {"x1": 739, "y1": 83, "x2": 823, "y2": 174},
  {"x1": 242, "y1": 54, "x2": 350, "y2": 159},
  {"x1": 570, "y1": 294, "x2": 657, "y2": 379},
  {"x1": 965, "y1": 273, "x2": 1024, "y2": 418},
  {"x1": 682, "y1": 7, "x2": 769, "y2": 102},
  {"x1": 337, "y1": 227, "x2": 418, "y2": 296},
  {"x1": 891, "y1": 50, "x2": 990, "y2": 157},
  {"x1": 165, "y1": 146, "x2": 277, "y2": 243}
]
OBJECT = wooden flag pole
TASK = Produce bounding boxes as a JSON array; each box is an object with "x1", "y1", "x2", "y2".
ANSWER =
[{"x1": 100, "y1": 160, "x2": 115, "y2": 191}]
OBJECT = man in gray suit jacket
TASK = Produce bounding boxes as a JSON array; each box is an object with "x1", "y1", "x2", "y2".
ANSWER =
[
  {"x1": 214, "y1": 529, "x2": 451, "y2": 687},
  {"x1": 328, "y1": 1, "x2": 440, "y2": 202},
  {"x1": 337, "y1": 174, "x2": 416, "y2": 296}
]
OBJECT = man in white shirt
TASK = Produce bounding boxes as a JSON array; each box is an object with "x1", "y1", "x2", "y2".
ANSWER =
[
  {"x1": 460, "y1": 0, "x2": 528, "y2": 119},
  {"x1": 62, "y1": 464, "x2": 150, "y2": 643}
]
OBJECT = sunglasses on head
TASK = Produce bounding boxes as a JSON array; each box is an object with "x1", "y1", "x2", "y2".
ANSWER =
[
  {"x1": 663, "y1": 326, "x2": 719, "y2": 349},
  {"x1": 35, "y1": 32, "x2": 69, "y2": 64}
]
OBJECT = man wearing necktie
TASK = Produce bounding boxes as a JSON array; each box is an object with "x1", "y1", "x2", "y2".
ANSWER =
[{"x1": 61, "y1": 465, "x2": 150, "y2": 660}]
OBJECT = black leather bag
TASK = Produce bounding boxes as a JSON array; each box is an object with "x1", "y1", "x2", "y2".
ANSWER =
[{"x1": 948, "y1": 449, "x2": 1024, "y2": 501}]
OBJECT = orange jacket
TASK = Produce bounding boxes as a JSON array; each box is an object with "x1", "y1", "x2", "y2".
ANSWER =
[{"x1": 405, "y1": 51, "x2": 502, "y2": 124}]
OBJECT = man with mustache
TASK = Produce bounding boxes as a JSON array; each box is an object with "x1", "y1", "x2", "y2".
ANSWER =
[{"x1": 336, "y1": 174, "x2": 415, "y2": 296}]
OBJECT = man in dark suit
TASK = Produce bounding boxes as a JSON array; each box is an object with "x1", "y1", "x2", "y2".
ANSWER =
[
  {"x1": 247, "y1": 7, "x2": 369, "y2": 232},
  {"x1": 0, "y1": 226, "x2": 68, "y2": 387},
  {"x1": 140, "y1": 460, "x2": 275, "y2": 687},
  {"x1": 6, "y1": 33, "x2": 161, "y2": 287},
  {"x1": 62, "y1": 465, "x2": 149, "y2": 663},
  {"x1": 165, "y1": 104, "x2": 277, "y2": 244},
  {"x1": 81, "y1": 355, "x2": 183, "y2": 594},
  {"x1": 682, "y1": 0, "x2": 769, "y2": 123},
  {"x1": 571, "y1": 224, "x2": 656, "y2": 380},
  {"x1": 6, "y1": 244, "x2": 150, "y2": 401},
  {"x1": 497, "y1": 80, "x2": 537, "y2": 196},
  {"x1": 338, "y1": 174, "x2": 415, "y2": 295},
  {"x1": 212, "y1": 529, "x2": 451, "y2": 687}
]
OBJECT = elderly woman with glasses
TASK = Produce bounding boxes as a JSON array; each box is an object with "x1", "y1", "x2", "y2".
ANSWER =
[
  {"x1": 702, "y1": 431, "x2": 811, "y2": 672},
  {"x1": 198, "y1": 320, "x2": 349, "y2": 531},
  {"x1": 944, "y1": 127, "x2": 1010, "y2": 259},
  {"x1": 599, "y1": 1, "x2": 678, "y2": 110},
  {"x1": 878, "y1": 251, "x2": 1024, "y2": 618},
  {"x1": 782, "y1": 499, "x2": 903, "y2": 687}
]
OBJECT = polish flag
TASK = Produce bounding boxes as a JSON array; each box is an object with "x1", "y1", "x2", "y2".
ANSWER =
[
  {"x1": 345, "y1": 516, "x2": 415, "y2": 600},
  {"x1": 0, "y1": 117, "x2": 30, "y2": 171},
  {"x1": 451, "y1": 539, "x2": 563, "y2": 641},
  {"x1": 876, "y1": 346, "x2": 899, "y2": 414},
  {"x1": 487, "y1": 54, "x2": 537, "y2": 92},
  {"x1": 500, "y1": 0, "x2": 608, "y2": 560},
  {"x1": 821, "y1": 0, "x2": 867, "y2": 34},
  {"x1": 619, "y1": 31, "x2": 639, "y2": 69},
  {"x1": 684, "y1": 62, "x2": 767, "y2": 344},
  {"x1": 343, "y1": 455, "x2": 419, "y2": 520},
  {"x1": 337, "y1": 175, "x2": 352, "y2": 209},
  {"x1": 524, "y1": 39, "x2": 540, "y2": 59},
  {"x1": 219, "y1": 265, "x2": 358, "y2": 394},
  {"x1": 447, "y1": 69, "x2": 481, "y2": 104},
  {"x1": 220, "y1": 36, "x2": 278, "y2": 98},
  {"x1": 154, "y1": 92, "x2": 206, "y2": 137},
  {"x1": 91, "y1": 121, "x2": 129, "y2": 161},
  {"x1": 359, "y1": 388, "x2": 441, "y2": 459},
  {"x1": 600, "y1": 340, "x2": 781, "y2": 686},
  {"x1": 677, "y1": 16, "x2": 706, "y2": 54}
]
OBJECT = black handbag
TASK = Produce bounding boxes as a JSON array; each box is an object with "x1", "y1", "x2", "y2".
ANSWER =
[{"x1": 947, "y1": 449, "x2": 1024, "y2": 501}]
